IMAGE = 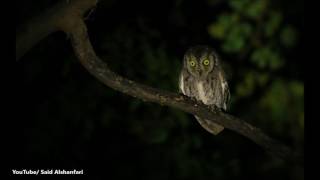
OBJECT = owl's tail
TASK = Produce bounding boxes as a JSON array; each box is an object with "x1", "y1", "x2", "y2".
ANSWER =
[{"x1": 195, "y1": 116, "x2": 224, "y2": 135}]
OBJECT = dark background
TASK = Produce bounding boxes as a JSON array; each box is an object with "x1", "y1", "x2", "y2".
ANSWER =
[{"x1": 15, "y1": 0, "x2": 303, "y2": 179}]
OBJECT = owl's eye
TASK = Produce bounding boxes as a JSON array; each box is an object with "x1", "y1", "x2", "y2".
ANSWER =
[
  {"x1": 203, "y1": 59, "x2": 210, "y2": 66},
  {"x1": 190, "y1": 60, "x2": 196, "y2": 67}
]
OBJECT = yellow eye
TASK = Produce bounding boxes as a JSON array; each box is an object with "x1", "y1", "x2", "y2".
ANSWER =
[
  {"x1": 203, "y1": 59, "x2": 210, "y2": 65},
  {"x1": 190, "y1": 60, "x2": 196, "y2": 67}
]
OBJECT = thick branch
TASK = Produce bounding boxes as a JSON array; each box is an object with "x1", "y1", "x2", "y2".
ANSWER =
[
  {"x1": 15, "y1": 0, "x2": 303, "y2": 165},
  {"x1": 16, "y1": 0, "x2": 97, "y2": 60}
]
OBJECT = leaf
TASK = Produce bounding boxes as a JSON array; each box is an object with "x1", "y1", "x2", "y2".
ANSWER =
[
  {"x1": 208, "y1": 23, "x2": 226, "y2": 39},
  {"x1": 236, "y1": 71, "x2": 255, "y2": 97},
  {"x1": 265, "y1": 11, "x2": 283, "y2": 37},
  {"x1": 220, "y1": 21, "x2": 252, "y2": 53},
  {"x1": 229, "y1": 0, "x2": 250, "y2": 12},
  {"x1": 245, "y1": 0, "x2": 268, "y2": 19},
  {"x1": 260, "y1": 80, "x2": 287, "y2": 122},
  {"x1": 269, "y1": 52, "x2": 283, "y2": 70},
  {"x1": 208, "y1": 14, "x2": 237, "y2": 39},
  {"x1": 256, "y1": 72, "x2": 269, "y2": 87},
  {"x1": 250, "y1": 48, "x2": 269, "y2": 68},
  {"x1": 289, "y1": 81, "x2": 304, "y2": 97},
  {"x1": 222, "y1": 35, "x2": 245, "y2": 53},
  {"x1": 280, "y1": 25, "x2": 298, "y2": 48},
  {"x1": 250, "y1": 47, "x2": 284, "y2": 70}
]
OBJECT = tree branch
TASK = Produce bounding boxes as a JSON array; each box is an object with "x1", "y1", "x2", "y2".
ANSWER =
[
  {"x1": 16, "y1": 0, "x2": 97, "y2": 60},
  {"x1": 16, "y1": 0, "x2": 303, "y2": 165}
]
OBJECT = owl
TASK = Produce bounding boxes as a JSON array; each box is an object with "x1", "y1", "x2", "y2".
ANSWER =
[{"x1": 179, "y1": 46, "x2": 230, "y2": 135}]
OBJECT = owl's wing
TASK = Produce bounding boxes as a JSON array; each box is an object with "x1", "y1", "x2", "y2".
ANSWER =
[
  {"x1": 178, "y1": 72, "x2": 186, "y2": 94},
  {"x1": 222, "y1": 79, "x2": 230, "y2": 111},
  {"x1": 218, "y1": 70, "x2": 230, "y2": 111}
]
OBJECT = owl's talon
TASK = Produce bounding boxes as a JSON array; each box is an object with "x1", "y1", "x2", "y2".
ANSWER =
[
  {"x1": 209, "y1": 105, "x2": 221, "y2": 112},
  {"x1": 189, "y1": 96, "x2": 197, "y2": 102}
]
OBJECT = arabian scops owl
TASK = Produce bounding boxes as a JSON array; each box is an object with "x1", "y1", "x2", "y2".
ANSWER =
[{"x1": 179, "y1": 46, "x2": 230, "y2": 135}]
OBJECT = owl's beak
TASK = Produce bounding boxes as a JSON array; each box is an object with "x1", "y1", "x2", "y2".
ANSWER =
[
  {"x1": 198, "y1": 70, "x2": 207, "y2": 80},
  {"x1": 197, "y1": 67, "x2": 202, "y2": 77}
]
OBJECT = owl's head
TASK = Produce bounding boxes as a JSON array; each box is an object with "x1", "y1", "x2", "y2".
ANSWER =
[{"x1": 183, "y1": 45, "x2": 219, "y2": 79}]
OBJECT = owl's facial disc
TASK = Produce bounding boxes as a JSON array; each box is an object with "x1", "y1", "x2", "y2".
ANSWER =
[
  {"x1": 184, "y1": 46, "x2": 217, "y2": 79},
  {"x1": 186, "y1": 56, "x2": 201, "y2": 77},
  {"x1": 198, "y1": 54, "x2": 215, "y2": 79}
]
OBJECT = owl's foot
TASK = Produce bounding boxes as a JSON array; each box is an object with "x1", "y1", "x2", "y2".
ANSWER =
[
  {"x1": 209, "y1": 105, "x2": 222, "y2": 112},
  {"x1": 188, "y1": 96, "x2": 198, "y2": 102}
]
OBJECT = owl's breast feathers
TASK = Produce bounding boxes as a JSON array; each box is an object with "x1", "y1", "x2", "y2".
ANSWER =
[
  {"x1": 196, "y1": 81, "x2": 210, "y2": 104},
  {"x1": 179, "y1": 72, "x2": 185, "y2": 94},
  {"x1": 179, "y1": 71, "x2": 229, "y2": 111}
]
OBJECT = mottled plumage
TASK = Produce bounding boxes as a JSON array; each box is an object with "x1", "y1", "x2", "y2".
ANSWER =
[{"x1": 179, "y1": 46, "x2": 230, "y2": 135}]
